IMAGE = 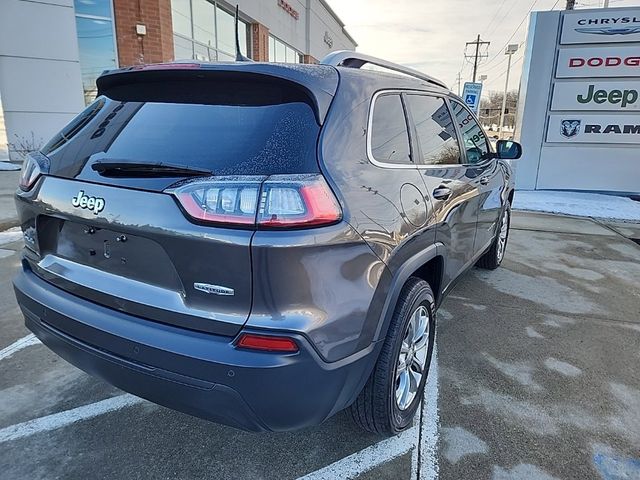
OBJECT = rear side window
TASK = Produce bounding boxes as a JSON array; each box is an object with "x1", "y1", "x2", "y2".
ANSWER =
[
  {"x1": 406, "y1": 95, "x2": 461, "y2": 166},
  {"x1": 370, "y1": 94, "x2": 411, "y2": 165},
  {"x1": 41, "y1": 98, "x2": 105, "y2": 155}
]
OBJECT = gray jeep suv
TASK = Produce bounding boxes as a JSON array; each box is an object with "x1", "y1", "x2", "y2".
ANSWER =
[{"x1": 13, "y1": 51, "x2": 520, "y2": 434}]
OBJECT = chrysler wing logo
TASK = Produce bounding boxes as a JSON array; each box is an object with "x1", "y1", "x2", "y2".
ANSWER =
[
  {"x1": 561, "y1": 120, "x2": 581, "y2": 138},
  {"x1": 575, "y1": 26, "x2": 640, "y2": 35},
  {"x1": 194, "y1": 283, "x2": 235, "y2": 296}
]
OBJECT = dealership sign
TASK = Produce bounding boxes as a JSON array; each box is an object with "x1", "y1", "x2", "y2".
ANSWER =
[
  {"x1": 561, "y1": 9, "x2": 640, "y2": 44},
  {"x1": 556, "y1": 45, "x2": 640, "y2": 78},
  {"x1": 546, "y1": 114, "x2": 640, "y2": 143},
  {"x1": 551, "y1": 81, "x2": 640, "y2": 111}
]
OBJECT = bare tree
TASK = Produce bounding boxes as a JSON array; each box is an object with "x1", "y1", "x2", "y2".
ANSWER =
[
  {"x1": 9, "y1": 132, "x2": 43, "y2": 160},
  {"x1": 479, "y1": 90, "x2": 519, "y2": 132}
]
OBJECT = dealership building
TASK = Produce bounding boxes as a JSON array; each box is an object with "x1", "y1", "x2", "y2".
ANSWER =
[
  {"x1": 516, "y1": 6, "x2": 640, "y2": 194},
  {"x1": 0, "y1": 0, "x2": 356, "y2": 161}
]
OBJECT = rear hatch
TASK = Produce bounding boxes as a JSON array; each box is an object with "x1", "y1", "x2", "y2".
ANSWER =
[{"x1": 23, "y1": 64, "x2": 339, "y2": 336}]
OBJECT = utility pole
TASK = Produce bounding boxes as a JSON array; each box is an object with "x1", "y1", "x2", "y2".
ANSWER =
[
  {"x1": 455, "y1": 72, "x2": 462, "y2": 96},
  {"x1": 499, "y1": 44, "x2": 519, "y2": 139},
  {"x1": 603, "y1": 0, "x2": 610, "y2": 7},
  {"x1": 565, "y1": 0, "x2": 576, "y2": 10},
  {"x1": 465, "y1": 34, "x2": 490, "y2": 83}
]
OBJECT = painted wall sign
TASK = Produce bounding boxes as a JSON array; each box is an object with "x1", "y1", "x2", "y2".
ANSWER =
[
  {"x1": 277, "y1": 0, "x2": 299, "y2": 20},
  {"x1": 546, "y1": 114, "x2": 640, "y2": 144},
  {"x1": 551, "y1": 81, "x2": 640, "y2": 111},
  {"x1": 561, "y1": 9, "x2": 640, "y2": 44},
  {"x1": 556, "y1": 45, "x2": 640, "y2": 78}
]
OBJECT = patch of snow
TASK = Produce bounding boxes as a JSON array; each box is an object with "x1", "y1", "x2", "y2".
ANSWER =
[
  {"x1": 0, "y1": 162, "x2": 19, "y2": 171},
  {"x1": 544, "y1": 358, "x2": 582, "y2": 377},
  {"x1": 0, "y1": 227, "x2": 23, "y2": 246},
  {"x1": 442, "y1": 426, "x2": 488, "y2": 464},
  {"x1": 513, "y1": 190, "x2": 640, "y2": 221}
]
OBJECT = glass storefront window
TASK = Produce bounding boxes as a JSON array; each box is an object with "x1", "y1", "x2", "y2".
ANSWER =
[
  {"x1": 216, "y1": 6, "x2": 235, "y2": 55},
  {"x1": 217, "y1": 51, "x2": 235, "y2": 62},
  {"x1": 171, "y1": 1, "x2": 249, "y2": 62},
  {"x1": 74, "y1": 0, "x2": 111, "y2": 17},
  {"x1": 286, "y1": 47, "x2": 297, "y2": 64},
  {"x1": 194, "y1": 43, "x2": 213, "y2": 62},
  {"x1": 74, "y1": 1, "x2": 117, "y2": 105},
  {"x1": 275, "y1": 39, "x2": 286, "y2": 62},
  {"x1": 171, "y1": 0, "x2": 192, "y2": 38},
  {"x1": 269, "y1": 36, "x2": 275, "y2": 62},
  {"x1": 269, "y1": 35, "x2": 301, "y2": 63},
  {"x1": 174, "y1": 34, "x2": 194, "y2": 60},
  {"x1": 192, "y1": 0, "x2": 215, "y2": 47}
]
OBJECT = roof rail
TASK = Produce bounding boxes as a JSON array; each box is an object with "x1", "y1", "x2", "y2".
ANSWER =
[{"x1": 320, "y1": 51, "x2": 447, "y2": 89}]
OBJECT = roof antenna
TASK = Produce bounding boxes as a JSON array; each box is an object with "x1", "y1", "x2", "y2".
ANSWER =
[{"x1": 235, "y1": 5, "x2": 252, "y2": 62}]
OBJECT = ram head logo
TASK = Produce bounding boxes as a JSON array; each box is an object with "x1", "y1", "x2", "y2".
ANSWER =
[{"x1": 560, "y1": 120, "x2": 581, "y2": 138}]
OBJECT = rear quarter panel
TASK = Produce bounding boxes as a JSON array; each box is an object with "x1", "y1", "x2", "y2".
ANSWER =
[{"x1": 316, "y1": 71, "x2": 441, "y2": 356}]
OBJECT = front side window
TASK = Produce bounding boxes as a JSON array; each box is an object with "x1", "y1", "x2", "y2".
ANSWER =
[
  {"x1": 370, "y1": 94, "x2": 412, "y2": 165},
  {"x1": 406, "y1": 95, "x2": 461, "y2": 166},
  {"x1": 74, "y1": 0, "x2": 117, "y2": 105},
  {"x1": 450, "y1": 100, "x2": 491, "y2": 164}
]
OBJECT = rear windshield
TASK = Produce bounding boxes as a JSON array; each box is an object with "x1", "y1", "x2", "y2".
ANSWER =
[{"x1": 44, "y1": 84, "x2": 320, "y2": 177}]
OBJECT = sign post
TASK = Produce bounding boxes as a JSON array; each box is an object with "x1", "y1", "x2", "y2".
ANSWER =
[{"x1": 462, "y1": 82, "x2": 483, "y2": 114}]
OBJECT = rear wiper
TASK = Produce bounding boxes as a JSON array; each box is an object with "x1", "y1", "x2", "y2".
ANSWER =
[{"x1": 91, "y1": 162, "x2": 213, "y2": 178}]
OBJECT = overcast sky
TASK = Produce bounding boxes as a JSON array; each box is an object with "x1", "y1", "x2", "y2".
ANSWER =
[{"x1": 327, "y1": 0, "x2": 640, "y2": 94}]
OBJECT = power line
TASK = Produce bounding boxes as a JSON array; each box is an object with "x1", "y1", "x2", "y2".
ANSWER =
[
  {"x1": 485, "y1": 0, "x2": 520, "y2": 40},
  {"x1": 465, "y1": 35, "x2": 490, "y2": 82},
  {"x1": 481, "y1": 41, "x2": 525, "y2": 75},
  {"x1": 483, "y1": 0, "x2": 540, "y2": 69},
  {"x1": 482, "y1": 0, "x2": 509, "y2": 37},
  {"x1": 491, "y1": 55, "x2": 524, "y2": 85}
]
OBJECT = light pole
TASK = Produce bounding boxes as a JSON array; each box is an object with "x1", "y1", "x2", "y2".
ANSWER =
[
  {"x1": 603, "y1": 0, "x2": 610, "y2": 7},
  {"x1": 499, "y1": 44, "x2": 518, "y2": 139}
]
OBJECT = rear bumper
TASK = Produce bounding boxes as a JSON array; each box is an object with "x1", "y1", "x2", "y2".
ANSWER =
[{"x1": 13, "y1": 264, "x2": 379, "y2": 432}]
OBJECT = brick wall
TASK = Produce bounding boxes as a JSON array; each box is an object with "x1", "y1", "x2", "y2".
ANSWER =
[
  {"x1": 251, "y1": 23, "x2": 269, "y2": 62},
  {"x1": 113, "y1": 0, "x2": 174, "y2": 67}
]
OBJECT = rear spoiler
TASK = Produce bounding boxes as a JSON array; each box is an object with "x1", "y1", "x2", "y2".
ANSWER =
[{"x1": 96, "y1": 63, "x2": 339, "y2": 124}]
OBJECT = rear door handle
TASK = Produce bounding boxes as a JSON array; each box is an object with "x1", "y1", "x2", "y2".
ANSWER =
[
  {"x1": 432, "y1": 186, "x2": 452, "y2": 200},
  {"x1": 479, "y1": 176, "x2": 491, "y2": 185}
]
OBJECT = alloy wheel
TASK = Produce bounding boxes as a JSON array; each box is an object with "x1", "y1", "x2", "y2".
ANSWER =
[
  {"x1": 496, "y1": 208, "x2": 510, "y2": 263},
  {"x1": 395, "y1": 304, "x2": 430, "y2": 410}
]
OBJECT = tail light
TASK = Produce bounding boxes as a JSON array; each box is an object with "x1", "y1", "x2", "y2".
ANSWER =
[
  {"x1": 167, "y1": 174, "x2": 341, "y2": 229},
  {"x1": 19, "y1": 153, "x2": 49, "y2": 191}
]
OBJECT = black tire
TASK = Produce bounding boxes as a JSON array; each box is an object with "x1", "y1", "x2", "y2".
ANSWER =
[
  {"x1": 350, "y1": 277, "x2": 436, "y2": 435},
  {"x1": 477, "y1": 201, "x2": 511, "y2": 270}
]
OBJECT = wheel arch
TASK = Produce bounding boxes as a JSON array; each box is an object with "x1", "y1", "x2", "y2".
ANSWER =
[{"x1": 373, "y1": 243, "x2": 445, "y2": 343}]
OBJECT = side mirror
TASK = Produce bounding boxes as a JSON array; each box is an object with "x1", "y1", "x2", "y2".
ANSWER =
[{"x1": 496, "y1": 140, "x2": 522, "y2": 160}]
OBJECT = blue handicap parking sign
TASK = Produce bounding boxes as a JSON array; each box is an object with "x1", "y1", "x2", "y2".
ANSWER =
[{"x1": 462, "y1": 82, "x2": 483, "y2": 113}]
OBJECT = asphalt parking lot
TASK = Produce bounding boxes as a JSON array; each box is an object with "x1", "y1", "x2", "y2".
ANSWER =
[{"x1": 1, "y1": 210, "x2": 639, "y2": 480}]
